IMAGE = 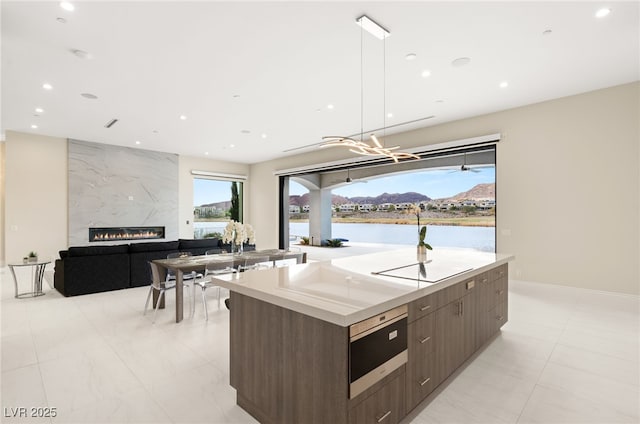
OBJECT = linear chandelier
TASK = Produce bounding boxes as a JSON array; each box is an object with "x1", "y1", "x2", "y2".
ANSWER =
[
  {"x1": 320, "y1": 15, "x2": 420, "y2": 164},
  {"x1": 321, "y1": 134, "x2": 420, "y2": 163}
]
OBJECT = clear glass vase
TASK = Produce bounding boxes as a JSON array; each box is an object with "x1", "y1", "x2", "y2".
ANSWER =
[{"x1": 417, "y1": 245, "x2": 427, "y2": 263}]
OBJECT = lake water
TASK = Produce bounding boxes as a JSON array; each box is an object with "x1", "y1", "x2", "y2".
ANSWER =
[
  {"x1": 194, "y1": 221, "x2": 496, "y2": 252},
  {"x1": 290, "y1": 222, "x2": 495, "y2": 252}
]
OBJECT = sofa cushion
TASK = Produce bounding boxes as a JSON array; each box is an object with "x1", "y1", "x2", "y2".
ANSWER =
[
  {"x1": 179, "y1": 238, "x2": 221, "y2": 256},
  {"x1": 178, "y1": 238, "x2": 220, "y2": 249},
  {"x1": 129, "y1": 240, "x2": 180, "y2": 253},
  {"x1": 60, "y1": 251, "x2": 130, "y2": 296},
  {"x1": 67, "y1": 244, "x2": 129, "y2": 257}
]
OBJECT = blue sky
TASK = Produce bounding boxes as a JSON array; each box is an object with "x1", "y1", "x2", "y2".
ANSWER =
[
  {"x1": 291, "y1": 167, "x2": 495, "y2": 200},
  {"x1": 194, "y1": 167, "x2": 495, "y2": 206},
  {"x1": 193, "y1": 179, "x2": 236, "y2": 206}
]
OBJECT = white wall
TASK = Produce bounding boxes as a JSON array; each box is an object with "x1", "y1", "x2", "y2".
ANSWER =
[
  {"x1": 249, "y1": 82, "x2": 640, "y2": 295},
  {"x1": 3, "y1": 131, "x2": 68, "y2": 264},
  {"x1": 1, "y1": 142, "x2": 6, "y2": 265}
]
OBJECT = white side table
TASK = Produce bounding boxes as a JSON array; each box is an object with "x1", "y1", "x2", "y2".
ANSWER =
[{"x1": 8, "y1": 260, "x2": 51, "y2": 298}]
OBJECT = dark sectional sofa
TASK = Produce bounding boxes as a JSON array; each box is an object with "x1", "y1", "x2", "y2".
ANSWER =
[{"x1": 54, "y1": 238, "x2": 255, "y2": 297}]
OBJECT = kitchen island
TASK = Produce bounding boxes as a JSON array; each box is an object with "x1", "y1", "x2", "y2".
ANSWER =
[{"x1": 212, "y1": 248, "x2": 514, "y2": 424}]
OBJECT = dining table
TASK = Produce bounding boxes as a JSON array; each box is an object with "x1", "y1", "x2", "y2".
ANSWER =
[{"x1": 152, "y1": 249, "x2": 306, "y2": 322}]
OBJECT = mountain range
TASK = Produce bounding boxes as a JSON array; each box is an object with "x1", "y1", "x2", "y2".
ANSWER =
[
  {"x1": 288, "y1": 183, "x2": 495, "y2": 206},
  {"x1": 199, "y1": 183, "x2": 495, "y2": 208}
]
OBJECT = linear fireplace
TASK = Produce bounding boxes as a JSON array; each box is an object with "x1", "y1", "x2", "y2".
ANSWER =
[{"x1": 89, "y1": 226, "x2": 165, "y2": 242}]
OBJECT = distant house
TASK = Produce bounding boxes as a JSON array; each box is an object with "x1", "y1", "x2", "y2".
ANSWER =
[
  {"x1": 302, "y1": 205, "x2": 310, "y2": 212},
  {"x1": 339, "y1": 204, "x2": 357, "y2": 212},
  {"x1": 394, "y1": 202, "x2": 412, "y2": 210},
  {"x1": 289, "y1": 205, "x2": 300, "y2": 213},
  {"x1": 358, "y1": 204, "x2": 374, "y2": 212},
  {"x1": 378, "y1": 203, "x2": 393, "y2": 211},
  {"x1": 477, "y1": 200, "x2": 496, "y2": 210},
  {"x1": 195, "y1": 205, "x2": 224, "y2": 218}
]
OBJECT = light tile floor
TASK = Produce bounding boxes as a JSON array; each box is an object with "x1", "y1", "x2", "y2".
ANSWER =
[{"x1": 1, "y1": 262, "x2": 638, "y2": 424}]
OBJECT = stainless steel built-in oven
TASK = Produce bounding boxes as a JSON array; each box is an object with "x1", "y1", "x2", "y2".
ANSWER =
[{"x1": 349, "y1": 305, "x2": 408, "y2": 398}]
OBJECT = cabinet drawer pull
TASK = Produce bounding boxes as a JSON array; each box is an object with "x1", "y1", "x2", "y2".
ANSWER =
[
  {"x1": 496, "y1": 315, "x2": 504, "y2": 321},
  {"x1": 377, "y1": 410, "x2": 392, "y2": 422},
  {"x1": 496, "y1": 290, "x2": 505, "y2": 295},
  {"x1": 419, "y1": 377, "x2": 431, "y2": 386},
  {"x1": 482, "y1": 278, "x2": 488, "y2": 283},
  {"x1": 419, "y1": 336, "x2": 431, "y2": 344},
  {"x1": 420, "y1": 305, "x2": 431, "y2": 312}
]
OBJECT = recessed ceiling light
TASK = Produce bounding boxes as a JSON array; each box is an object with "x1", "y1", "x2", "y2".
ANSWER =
[
  {"x1": 35, "y1": 107, "x2": 44, "y2": 113},
  {"x1": 499, "y1": 81, "x2": 509, "y2": 88},
  {"x1": 81, "y1": 93, "x2": 98, "y2": 99},
  {"x1": 179, "y1": 115, "x2": 187, "y2": 120},
  {"x1": 135, "y1": 140, "x2": 141, "y2": 145},
  {"x1": 405, "y1": 53, "x2": 417, "y2": 61},
  {"x1": 595, "y1": 8, "x2": 611, "y2": 18},
  {"x1": 261, "y1": 133, "x2": 267, "y2": 139},
  {"x1": 31, "y1": 124, "x2": 38, "y2": 129},
  {"x1": 229, "y1": 144, "x2": 236, "y2": 148},
  {"x1": 387, "y1": 113, "x2": 393, "y2": 118},
  {"x1": 42, "y1": 83, "x2": 53, "y2": 90},
  {"x1": 421, "y1": 70, "x2": 431, "y2": 78},
  {"x1": 204, "y1": 152, "x2": 209, "y2": 155},
  {"x1": 327, "y1": 104, "x2": 334, "y2": 110},
  {"x1": 56, "y1": 17, "x2": 67, "y2": 24},
  {"x1": 60, "y1": 2, "x2": 74, "y2": 12},
  {"x1": 451, "y1": 57, "x2": 471, "y2": 67}
]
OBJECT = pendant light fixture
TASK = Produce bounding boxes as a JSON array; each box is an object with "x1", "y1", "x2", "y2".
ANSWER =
[{"x1": 321, "y1": 15, "x2": 420, "y2": 163}]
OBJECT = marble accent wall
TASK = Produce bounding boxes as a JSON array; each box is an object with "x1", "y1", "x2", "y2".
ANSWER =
[{"x1": 68, "y1": 139, "x2": 178, "y2": 246}]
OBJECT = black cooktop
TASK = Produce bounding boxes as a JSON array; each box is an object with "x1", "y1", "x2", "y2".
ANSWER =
[{"x1": 372, "y1": 261, "x2": 472, "y2": 284}]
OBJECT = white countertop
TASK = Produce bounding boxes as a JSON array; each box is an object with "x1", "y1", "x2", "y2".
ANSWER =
[{"x1": 212, "y1": 247, "x2": 514, "y2": 327}]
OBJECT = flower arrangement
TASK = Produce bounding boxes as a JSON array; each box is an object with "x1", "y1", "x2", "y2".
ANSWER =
[
  {"x1": 408, "y1": 204, "x2": 432, "y2": 250},
  {"x1": 223, "y1": 220, "x2": 255, "y2": 246}
]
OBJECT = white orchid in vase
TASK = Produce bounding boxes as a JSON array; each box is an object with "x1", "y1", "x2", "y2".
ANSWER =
[
  {"x1": 223, "y1": 220, "x2": 255, "y2": 253},
  {"x1": 407, "y1": 204, "x2": 432, "y2": 266}
]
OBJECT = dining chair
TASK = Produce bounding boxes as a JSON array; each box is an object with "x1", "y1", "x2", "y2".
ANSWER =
[
  {"x1": 274, "y1": 248, "x2": 306, "y2": 267},
  {"x1": 166, "y1": 251, "x2": 202, "y2": 282},
  {"x1": 144, "y1": 261, "x2": 190, "y2": 323},
  {"x1": 194, "y1": 259, "x2": 237, "y2": 320},
  {"x1": 238, "y1": 255, "x2": 271, "y2": 272}
]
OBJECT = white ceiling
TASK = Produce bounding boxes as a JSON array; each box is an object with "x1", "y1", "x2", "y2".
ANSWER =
[{"x1": 2, "y1": 1, "x2": 638, "y2": 164}]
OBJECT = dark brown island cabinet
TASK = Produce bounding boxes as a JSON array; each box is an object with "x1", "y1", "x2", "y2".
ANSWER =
[{"x1": 227, "y1": 262, "x2": 509, "y2": 424}]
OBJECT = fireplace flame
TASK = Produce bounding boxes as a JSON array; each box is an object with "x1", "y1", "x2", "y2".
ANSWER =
[{"x1": 89, "y1": 227, "x2": 165, "y2": 242}]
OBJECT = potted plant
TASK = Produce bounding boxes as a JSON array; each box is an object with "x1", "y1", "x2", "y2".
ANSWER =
[
  {"x1": 408, "y1": 204, "x2": 432, "y2": 263},
  {"x1": 417, "y1": 226, "x2": 433, "y2": 263},
  {"x1": 27, "y1": 251, "x2": 38, "y2": 263}
]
